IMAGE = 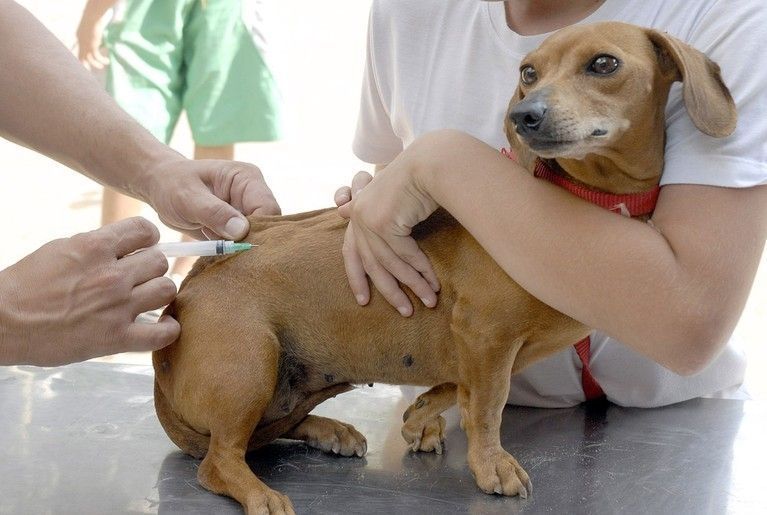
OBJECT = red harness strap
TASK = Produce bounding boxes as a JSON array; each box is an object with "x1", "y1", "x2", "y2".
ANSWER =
[
  {"x1": 574, "y1": 336, "x2": 604, "y2": 400},
  {"x1": 502, "y1": 148, "x2": 662, "y2": 401}
]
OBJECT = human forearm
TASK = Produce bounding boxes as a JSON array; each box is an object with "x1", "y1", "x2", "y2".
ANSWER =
[
  {"x1": 0, "y1": 1, "x2": 180, "y2": 200},
  {"x1": 414, "y1": 130, "x2": 766, "y2": 374}
]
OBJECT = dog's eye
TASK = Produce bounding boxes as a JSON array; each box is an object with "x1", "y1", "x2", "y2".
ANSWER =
[
  {"x1": 588, "y1": 55, "x2": 620, "y2": 75},
  {"x1": 520, "y1": 65, "x2": 538, "y2": 86}
]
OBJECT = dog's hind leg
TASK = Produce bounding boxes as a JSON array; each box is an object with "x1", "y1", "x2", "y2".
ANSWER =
[
  {"x1": 283, "y1": 415, "x2": 367, "y2": 457},
  {"x1": 195, "y1": 330, "x2": 295, "y2": 515},
  {"x1": 401, "y1": 383, "x2": 456, "y2": 454}
]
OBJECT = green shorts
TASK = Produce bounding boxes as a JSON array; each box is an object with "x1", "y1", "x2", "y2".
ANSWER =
[{"x1": 105, "y1": 0, "x2": 281, "y2": 146}]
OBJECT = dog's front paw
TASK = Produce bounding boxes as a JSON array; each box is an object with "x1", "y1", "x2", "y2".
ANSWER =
[
  {"x1": 469, "y1": 449, "x2": 532, "y2": 498},
  {"x1": 244, "y1": 486, "x2": 295, "y2": 515},
  {"x1": 401, "y1": 414, "x2": 446, "y2": 454},
  {"x1": 302, "y1": 417, "x2": 367, "y2": 457}
]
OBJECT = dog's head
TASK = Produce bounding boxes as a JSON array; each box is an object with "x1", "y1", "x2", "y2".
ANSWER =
[{"x1": 505, "y1": 22, "x2": 736, "y2": 193}]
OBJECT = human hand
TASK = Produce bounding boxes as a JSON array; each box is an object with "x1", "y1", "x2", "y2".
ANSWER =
[
  {"x1": 341, "y1": 158, "x2": 441, "y2": 316},
  {"x1": 334, "y1": 170, "x2": 373, "y2": 213},
  {"x1": 0, "y1": 218, "x2": 179, "y2": 366},
  {"x1": 75, "y1": 11, "x2": 109, "y2": 70},
  {"x1": 141, "y1": 158, "x2": 281, "y2": 241}
]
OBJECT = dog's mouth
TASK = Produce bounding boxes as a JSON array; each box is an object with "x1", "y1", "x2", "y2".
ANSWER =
[
  {"x1": 526, "y1": 137, "x2": 578, "y2": 151},
  {"x1": 521, "y1": 128, "x2": 609, "y2": 155}
]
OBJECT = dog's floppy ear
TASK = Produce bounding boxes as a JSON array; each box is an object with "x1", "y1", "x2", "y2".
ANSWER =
[{"x1": 645, "y1": 29, "x2": 737, "y2": 138}]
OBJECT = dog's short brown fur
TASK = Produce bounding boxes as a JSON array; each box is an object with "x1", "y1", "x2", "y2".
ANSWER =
[{"x1": 153, "y1": 22, "x2": 736, "y2": 514}]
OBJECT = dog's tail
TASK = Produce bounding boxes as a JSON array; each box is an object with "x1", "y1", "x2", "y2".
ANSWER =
[
  {"x1": 153, "y1": 379, "x2": 353, "y2": 458},
  {"x1": 247, "y1": 383, "x2": 353, "y2": 451}
]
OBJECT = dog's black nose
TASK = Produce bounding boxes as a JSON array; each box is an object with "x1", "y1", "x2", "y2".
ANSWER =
[{"x1": 509, "y1": 100, "x2": 548, "y2": 132}]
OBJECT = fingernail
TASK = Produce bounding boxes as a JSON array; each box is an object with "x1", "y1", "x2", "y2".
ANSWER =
[
  {"x1": 398, "y1": 306, "x2": 411, "y2": 317},
  {"x1": 356, "y1": 294, "x2": 367, "y2": 305},
  {"x1": 421, "y1": 297, "x2": 435, "y2": 308},
  {"x1": 223, "y1": 217, "x2": 248, "y2": 239}
]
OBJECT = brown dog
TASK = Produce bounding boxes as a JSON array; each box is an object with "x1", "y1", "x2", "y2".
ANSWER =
[{"x1": 153, "y1": 22, "x2": 736, "y2": 514}]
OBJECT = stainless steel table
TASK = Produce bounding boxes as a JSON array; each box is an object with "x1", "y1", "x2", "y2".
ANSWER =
[{"x1": 1, "y1": 363, "x2": 765, "y2": 514}]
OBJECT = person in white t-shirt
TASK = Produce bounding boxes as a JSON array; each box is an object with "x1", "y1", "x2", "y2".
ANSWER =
[{"x1": 335, "y1": 0, "x2": 767, "y2": 408}]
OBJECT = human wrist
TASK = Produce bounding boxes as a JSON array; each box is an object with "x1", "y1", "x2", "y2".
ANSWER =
[
  {"x1": 410, "y1": 129, "x2": 469, "y2": 206},
  {"x1": 104, "y1": 125, "x2": 185, "y2": 204}
]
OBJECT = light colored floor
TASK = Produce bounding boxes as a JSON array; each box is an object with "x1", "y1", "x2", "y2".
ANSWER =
[{"x1": 3, "y1": 0, "x2": 766, "y2": 399}]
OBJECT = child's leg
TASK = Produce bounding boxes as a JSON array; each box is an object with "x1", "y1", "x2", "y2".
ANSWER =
[
  {"x1": 101, "y1": 187, "x2": 144, "y2": 226},
  {"x1": 194, "y1": 144, "x2": 235, "y2": 161}
]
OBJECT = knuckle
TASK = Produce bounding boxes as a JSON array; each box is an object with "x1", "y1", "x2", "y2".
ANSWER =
[
  {"x1": 261, "y1": 197, "x2": 281, "y2": 216},
  {"x1": 234, "y1": 161, "x2": 264, "y2": 178},
  {"x1": 208, "y1": 201, "x2": 232, "y2": 221},
  {"x1": 125, "y1": 216, "x2": 158, "y2": 240},
  {"x1": 98, "y1": 269, "x2": 127, "y2": 293},
  {"x1": 75, "y1": 232, "x2": 113, "y2": 257},
  {"x1": 353, "y1": 171, "x2": 373, "y2": 185}
]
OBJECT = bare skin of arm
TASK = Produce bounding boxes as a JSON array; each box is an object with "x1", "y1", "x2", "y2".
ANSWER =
[
  {"x1": 0, "y1": 0, "x2": 279, "y2": 239},
  {"x1": 343, "y1": 130, "x2": 767, "y2": 375},
  {"x1": 0, "y1": 1, "x2": 279, "y2": 365}
]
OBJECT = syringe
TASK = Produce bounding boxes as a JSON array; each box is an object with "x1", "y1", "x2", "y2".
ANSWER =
[{"x1": 155, "y1": 240, "x2": 255, "y2": 257}]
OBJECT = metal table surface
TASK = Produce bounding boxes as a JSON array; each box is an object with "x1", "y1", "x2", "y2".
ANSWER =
[{"x1": 1, "y1": 362, "x2": 765, "y2": 515}]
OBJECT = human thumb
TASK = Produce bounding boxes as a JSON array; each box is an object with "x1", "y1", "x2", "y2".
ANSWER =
[{"x1": 197, "y1": 196, "x2": 250, "y2": 240}]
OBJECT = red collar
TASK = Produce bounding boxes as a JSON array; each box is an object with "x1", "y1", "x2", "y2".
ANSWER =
[{"x1": 501, "y1": 148, "x2": 660, "y2": 218}]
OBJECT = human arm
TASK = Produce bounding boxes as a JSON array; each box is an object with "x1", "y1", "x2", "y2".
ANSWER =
[
  {"x1": 347, "y1": 129, "x2": 767, "y2": 375},
  {"x1": 75, "y1": 0, "x2": 116, "y2": 70},
  {"x1": 0, "y1": 218, "x2": 179, "y2": 366},
  {"x1": 0, "y1": 1, "x2": 279, "y2": 240}
]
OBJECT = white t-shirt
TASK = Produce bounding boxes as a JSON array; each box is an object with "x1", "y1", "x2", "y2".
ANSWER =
[{"x1": 353, "y1": 0, "x2": 767, "y2": 407}]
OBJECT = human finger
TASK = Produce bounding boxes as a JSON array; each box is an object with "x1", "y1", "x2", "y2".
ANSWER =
[
  {"x1": 355, "y1": 233, "x2": 414, "y2": 316},
  {"x1": 381, "y1": 236, "x2": 439, "y2": 306},
  {"x1": 342, "y1": 225, "x2": 370, "y2": 305},
  {"x1": 99, "y1": 217, "x2": 160, "y2": 258},
  {"x1": 117, "y1": 247, "x2": 169, "y2": 286},
  {"x1": 130, "y1": 276, "x2": 177, "y2": 316},
  {"x1": 370, "y1": 235, "x2": 437, "y2": 309},
  {"x1": 200, "y1": 227, "x2": 220, "y2": 240},
  {"x1": 225, "y1": 163, "x2": 281, "y2": 216},
  {"x1": 335, "y1": 185, "x2": 352, "y2": 207},
  {"x1": 338, "y1": 172, "x2": 374, "y2": 217},
  {"x1": 394, "y1": 236, "x2": 441, "y2": 294},
  {"x1": 351, "y1": 171, "x2": 374, "y2": 196},
  {"x1": 123, "y1": 315, "x2": 180, "y2": 352},
  {"x1": 185, "y1": 191, "x2": 251, "y2": 240}
]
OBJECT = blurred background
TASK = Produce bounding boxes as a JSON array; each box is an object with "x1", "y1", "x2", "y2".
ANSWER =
[{"x1": 1, "y1": 0, "x2": 764, "y2": 399}]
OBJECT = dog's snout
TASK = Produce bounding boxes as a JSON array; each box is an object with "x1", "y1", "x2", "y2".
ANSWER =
[{"x1": 509, "y1": 100, "x2": 548, "y2": 132}]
